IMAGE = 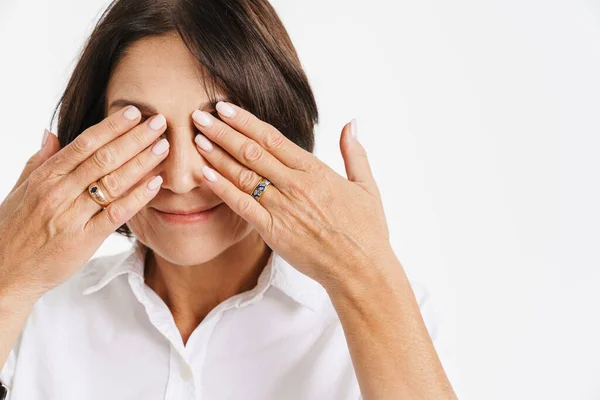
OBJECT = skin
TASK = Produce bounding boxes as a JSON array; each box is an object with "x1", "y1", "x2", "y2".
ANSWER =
[{"x1": 104, "y1": 33, "x2": 273, "y2": 343}]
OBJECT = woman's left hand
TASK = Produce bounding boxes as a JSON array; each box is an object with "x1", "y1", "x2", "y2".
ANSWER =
[{"x1": 191, "y1": 101, "x2": 395, "y2": 289}]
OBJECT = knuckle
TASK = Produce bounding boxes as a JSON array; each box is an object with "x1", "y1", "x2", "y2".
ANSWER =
[
  {"x1": 104, "y1": 117, "x2": 121, "y2": 135},
  {"x1": 241, "y1": 141, "x2": 262, "y2": 163},
  {"x1": 238, "y1": 169, "x2": 258, "y2": 190},
  {"x1": 27, "y1": 166, "x2": 43, "y2": 184},
  {"x1": 264, "y1": 129, "x2": 285, "y2": 151},
  {"x1": 31, "y1": 157, "x2": 59, "y2": 181},
  {"x1": 290, "y1": 179, "x2": 311, "y2": 197},
  {"x1": 131, "y1": 155, "x2": 146, "y2": 175},
  {"x1": 236, "y1": 196, "x2": 254, "y2": 215},
  {"x1": 99, "y1": 173, "x2": 120, "y2": 199},
  {"x1": 73, "y1": 134, "x2": 96, "y2": 155},
  {"x1": 214, "y1": 151, "x2": 229, "y2": 167},
  {"x1": 294, "y1": 156, "x2": 310, "y2": 171},
  {"x1": 34, "y1": 182, "x2": 66, "y2": 216},
  {"x1": 106, "y1": 203, "x2": 125, "y2": 225},
  {"x1": 130, "y1": 126, "x2": 149, "y2": 147},
  {"x1": 131, "y1": 185, "x2": 151, "y2": 209},
  {"x1": 40, "y1": 184, "x2": 63, "y2": 209},
  {"x1": 213, "y1": 125, "x2": 228, "y2": 142},
  {"x1": 92, "y1": 146, "x2": 115, "y2": 170},
  {"x1": 239, "y1": 113, "x2": 254, "y2": 130}
]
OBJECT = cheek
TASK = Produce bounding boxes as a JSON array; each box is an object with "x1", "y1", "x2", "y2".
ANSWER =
[
  {"x1": 226, "y1": 208, "x2": 255, "y2": 240},
  {"x1": 124, "y1": 210, "x2": 154, "y2": 240}
]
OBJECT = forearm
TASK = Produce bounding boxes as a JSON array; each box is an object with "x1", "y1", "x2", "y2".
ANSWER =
[
  {"x1": 324, "y1": 251, "x2": 457, "y2": 400},
  {"x1": 0, "y1": 284, "x2": 39, "y2": 372}
]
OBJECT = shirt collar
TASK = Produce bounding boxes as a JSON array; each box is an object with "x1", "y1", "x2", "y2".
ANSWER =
[{"x1": 81, "y1": 239, "x2": 325, "y2": 312}]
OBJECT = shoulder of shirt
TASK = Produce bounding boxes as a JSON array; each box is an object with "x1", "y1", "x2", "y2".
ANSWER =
[{"x1": 35, "y1": 246, "x2": 136, "y2": 306}]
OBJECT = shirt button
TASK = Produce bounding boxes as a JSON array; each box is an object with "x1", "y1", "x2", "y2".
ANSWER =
[{"x1": 180, "y1": 364, "x2": 193, "y2": 382}]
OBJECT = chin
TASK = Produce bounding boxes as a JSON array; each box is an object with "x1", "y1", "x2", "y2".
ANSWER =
[
  {"x1": 129, "y1": 209, "x2": 254, "y2": 266},
  {"x1": 147, "y1": 235, "x2": 231, "y2": 266}
]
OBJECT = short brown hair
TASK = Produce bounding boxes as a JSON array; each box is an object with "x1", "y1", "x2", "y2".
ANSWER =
[{"x1": 50, "y1": 0, "x2": 318, "y2": 238}]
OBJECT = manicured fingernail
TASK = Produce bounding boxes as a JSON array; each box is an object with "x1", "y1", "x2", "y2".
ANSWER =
[
  {"x1": 147, "y1": 175, "x2": 163, "y2": 190},
  {"x1": 202, "y1": 166, "x2": 218, "y2": 182},
  {"x1": 149, "y1": 114, "x2": 166, "y2": 130},
  {"x1": 216, "y1": 101, "x2": 236, "y2": 118},
  {"x1": 192, "y1": 110, "x2": 213, "y2": 127},
  {"x1": 195, "y1": 133, "x2": 214, "y2": 151},
  {"x1": 124, "y1": 106, "x2": 141, "y2": 121},
  {"x1": 41, "y1": 128, "x2": 49, "y2": 148},
  {"x1": 152, "y1": 138, "x2": 170, "y2": 155},
  {"x1": 350, "y1": 118, "x2": 358, "y2": 139}
]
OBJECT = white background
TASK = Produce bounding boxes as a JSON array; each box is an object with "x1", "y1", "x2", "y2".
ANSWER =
[{"x1": 1, "y1": 0, "x2": 600, "y2": 399}]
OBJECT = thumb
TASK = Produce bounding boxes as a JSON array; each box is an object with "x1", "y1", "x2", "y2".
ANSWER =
[
  {"x1": 12, "y1": 128, "x2": 60, "y2": 192},
  {"x1": 339, "y1": 119, "x2": 380, "y2": 198}
]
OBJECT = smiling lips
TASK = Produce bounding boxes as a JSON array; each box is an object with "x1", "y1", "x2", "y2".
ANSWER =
[
  {"x1": 155, "y1": 204, "x2": 221, "y2": 215},
  {"x1": 152, "y1": 204, "x2": 223, "y2": 224}
]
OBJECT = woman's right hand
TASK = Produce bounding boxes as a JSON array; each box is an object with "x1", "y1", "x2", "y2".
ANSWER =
[{"x1": 0, "y1": 105, "x2": 170, "y2": 302}]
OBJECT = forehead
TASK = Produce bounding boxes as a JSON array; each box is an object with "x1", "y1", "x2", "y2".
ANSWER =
[{"x1": 105, "y1": 33, "x2": 217, "y2": 118}]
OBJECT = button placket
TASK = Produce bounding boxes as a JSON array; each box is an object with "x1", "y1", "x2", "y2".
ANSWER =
[
  {"x1": 165, "y1": 345, "x2": 182, "y2": 400},
  {"x1": 165, "y1": 345, "x2": 196, "y2": 399}
]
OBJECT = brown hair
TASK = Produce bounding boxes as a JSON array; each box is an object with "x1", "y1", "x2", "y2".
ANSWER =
[{"x1": 49, "y1": 0, "x2": 318, "y2": 238}]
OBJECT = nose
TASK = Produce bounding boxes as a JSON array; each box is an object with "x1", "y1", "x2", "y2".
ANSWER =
[{"x1": 155, "y1": 123, "x2": 210, "y2": 194}]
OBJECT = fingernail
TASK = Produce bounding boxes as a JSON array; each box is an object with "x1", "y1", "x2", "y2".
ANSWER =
[
  {"x1": 124, "y1": 106, "x2": 141, "y2": 121},
  {"x1": 147, "y1": 175, "x2": 163, "y2": 190},
  {"x1": 152, "y1": 138, "x2": 170, "y2": 155},
  {"x1": 149, "y1": 114, "x2": 166, "y2": 130},
  {"x1": 195, "y1": 133, "x2": 214, "y2": 151},
  {"x1": 216, "y1": 101, "x2": 236, "y2": 118},
  {"x1": 202, "y1": 166, "x2": 218, "y2": 182},
  {"x1": 350, "y1": 118, "x2": 358, "y2": 139},
  {"x1": 41, "y1": 128, "x2": 49, "y2": 148},
  {"x1": 192, "y1": 110, "x2": 213, "y2": 127}
]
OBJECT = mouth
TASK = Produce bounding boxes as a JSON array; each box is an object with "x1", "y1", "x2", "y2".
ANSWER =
[
  {"x1": 156, "y1": 205, "x2": 220, "y2": 214},
  {"x1": 152, "y1": 203, "x2": 223, "y2": 224}
]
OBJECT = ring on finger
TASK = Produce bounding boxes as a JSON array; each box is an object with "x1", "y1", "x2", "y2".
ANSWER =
[{"x1": 87, "y1": 179, "x2": 111, "y2": 208}]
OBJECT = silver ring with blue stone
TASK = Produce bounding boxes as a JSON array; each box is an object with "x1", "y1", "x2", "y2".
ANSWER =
[{"x1": 251, "y1": 177, "x2": 271, "y2": 204}]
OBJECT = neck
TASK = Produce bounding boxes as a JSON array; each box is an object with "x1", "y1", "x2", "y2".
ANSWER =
[{"x1": 144, "y1": 230, "x2": 271, "y2": 345}]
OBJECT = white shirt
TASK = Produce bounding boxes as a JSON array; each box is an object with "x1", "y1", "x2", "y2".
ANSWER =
[{"x1": 1, "y1": 238, "x2": 456, "y2": 399}]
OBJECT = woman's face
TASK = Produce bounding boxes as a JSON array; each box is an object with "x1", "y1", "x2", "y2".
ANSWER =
[{"x1": 104, "y1": 33, "x2": 253, "y2": 266}]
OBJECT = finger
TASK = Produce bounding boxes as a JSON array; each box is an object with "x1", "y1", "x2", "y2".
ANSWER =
[
  {"x1": 192, "y1": 109, "x2": 289, "y2": 186},
  {"x1": 194, "y1": 132, "x2": 280, "y2": 201},
  {"x1": 200, "y1": 165, "x2": 272, "y2": 231},
  {"x1": 12, "y1": 128, "x2": 60, "y2": 193},
  {"x1": 86, "y1": 174, "x2": 163, "y2": 238},
  {"x1": 38, "y1": 105, "x2": 142, "y2": 178},
  {"x1": 66, "y1": 113, "x2": 167, "y2": 194},
  {"x1": 74, "y1": 135, "x2": 170, "y2": 220},
  {"x1": 214, "y1": 101, "x2": 316, "y2": 171},
  {"x1": 339, "y1": 119, "x2": 381, "y2": 198}
]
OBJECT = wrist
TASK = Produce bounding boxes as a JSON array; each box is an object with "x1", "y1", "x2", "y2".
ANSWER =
[
  {"x1": 322, "y1": 246, "x2": 409, "y2": 306},
  {"x1": 0, "y1": 278, "x2": 45, "y2": 312}
]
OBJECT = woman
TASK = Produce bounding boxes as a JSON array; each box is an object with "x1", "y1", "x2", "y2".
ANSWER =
[{"x1": 0, "y1": 0, "x2": 458, "y2": 399}]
